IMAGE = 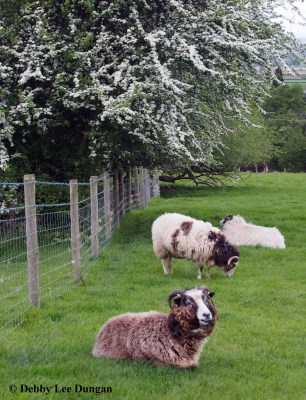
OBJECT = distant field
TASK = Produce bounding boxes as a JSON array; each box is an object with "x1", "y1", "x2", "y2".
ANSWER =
[
  {"x1": 284, "y1": 79, "x2": 306, "y2": 89},
  {"x1": 1, "y1": 173, "x2": 305, "y2": 400}
]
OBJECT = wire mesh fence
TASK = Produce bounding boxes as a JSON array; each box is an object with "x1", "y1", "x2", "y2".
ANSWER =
[{"x1": 0, "y1": 167, "x2": 159, "y2": 338}]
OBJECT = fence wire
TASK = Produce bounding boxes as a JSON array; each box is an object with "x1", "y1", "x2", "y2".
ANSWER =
[{"x1": 0, "y1": 168, "x2": 159, "y2": 338}]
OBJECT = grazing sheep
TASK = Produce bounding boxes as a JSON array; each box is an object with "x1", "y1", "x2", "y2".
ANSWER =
[
  {"x1": 220, "y1": 214, "x2": 286, "y2": 249},
  {"x1": 92, "y1": 286, "x2": 217, "y2": 368},
  {"x1": 151, "y1": 212, "x2": 240, "y2": 279}
]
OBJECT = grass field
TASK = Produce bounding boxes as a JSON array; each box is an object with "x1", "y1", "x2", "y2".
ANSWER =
[
  {"x1": 284, "y1": 79, "x2": 306, "y2": 90},
  {"x1": 1, "y1": 173, "x2": 305, "y2": 400}
]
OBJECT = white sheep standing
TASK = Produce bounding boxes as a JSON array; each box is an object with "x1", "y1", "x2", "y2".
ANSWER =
[
  {"x1": 152, "y1": 212, "x2": 240, "y2": 279},
  {"x1": 92, "y1": 286, "x2": 217, "y2": 368},
  {"x1": 220, "y1": 214, "x2": 286, "y2": 249}
]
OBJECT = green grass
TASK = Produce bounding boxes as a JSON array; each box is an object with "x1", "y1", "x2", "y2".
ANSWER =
[
  {"x1": 1, "y1": 172, "x2": 306, "y2": 400},
  {"x1": 284, "y1": 80, "x2": 306, "y2": 90}
]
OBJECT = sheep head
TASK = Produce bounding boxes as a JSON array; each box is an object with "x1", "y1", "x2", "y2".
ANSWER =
[
  {"x1": 168, "y1": 287, "x2": 217, "y2": 337},
  {"x1": 220, "y1": 214, "x2": 233, "y2": 226},
  {"x1": 220, "y1": 214, "x2": 246, "y2": 227},
  {"x1": 208, "y1": 231, "x2": 240, "y2": 277}
]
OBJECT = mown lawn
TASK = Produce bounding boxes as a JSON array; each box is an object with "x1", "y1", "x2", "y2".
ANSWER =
[{"x1": 1, "y1": 173, "x2": 305, "y2": 400}]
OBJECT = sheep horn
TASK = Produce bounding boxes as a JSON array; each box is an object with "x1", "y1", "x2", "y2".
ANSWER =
[
  {"x1": 228, "y1": 256, "x2": 239, "y2": 266},
  {"x1": 198, "y1": 285, "x2": 209, "y2": 291},
  {"x1": 168, "y1": 290, "x2": 185, "y2": 308}
]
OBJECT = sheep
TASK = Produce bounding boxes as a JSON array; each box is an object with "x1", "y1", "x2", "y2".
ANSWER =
[
  {"x1": 220, "y1": 214, "x2": 286, "y2": 249},
  {"x1": 151, "y1": 212, "x2": 240, "y2": 279},
  {"x1": 92, "y1": 286, "x2": 217, "y2": 368}
]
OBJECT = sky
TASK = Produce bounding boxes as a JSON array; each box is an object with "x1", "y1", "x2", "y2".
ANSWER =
[{"x1": 278, "y1": 1, "x2": 306, "y2": 40}]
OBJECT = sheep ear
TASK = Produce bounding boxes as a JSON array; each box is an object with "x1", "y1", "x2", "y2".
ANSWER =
[{"x1": 208, "y1": 292, "x2": 215, "y2": 298}]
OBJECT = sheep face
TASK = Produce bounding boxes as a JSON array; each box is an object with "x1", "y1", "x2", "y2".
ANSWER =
[
  {"x1": 220, "y1": 214, "x2": 233, "y2": 226},
  {"x1": 168, "y1": 286, "x2": 217, "y2": 331},
  {"x1": 208, "y1": 231, "x2": 240, "y2": 277},
  {"x1": 220, "y1": 214, "x2": 245, "y2": 227}
]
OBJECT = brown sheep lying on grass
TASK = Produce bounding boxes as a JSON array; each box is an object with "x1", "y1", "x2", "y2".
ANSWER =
[{"x1": 92, "y1": 286, "x2": 217, "y2": 368}]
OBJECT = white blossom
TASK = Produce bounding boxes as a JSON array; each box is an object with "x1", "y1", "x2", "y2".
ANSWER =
[{"x1": 0, "y1": 0, "x2": 304, "y2": 170}]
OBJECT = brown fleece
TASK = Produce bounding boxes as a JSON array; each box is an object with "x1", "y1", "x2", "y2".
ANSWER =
[
  {"x1": 171, "y1": 228, "x2": 180, "y2": 252},
  {"x1": 93, "y1": 306, "x2": 217, "y2": 368},
  {"x1": 180, "y1": 221, "x2": 193, "y2": 236}
]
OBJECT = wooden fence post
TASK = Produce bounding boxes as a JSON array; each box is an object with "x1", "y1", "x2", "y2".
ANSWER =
[
  {"x1": 138, "y1": 166, "x2": 144, "y2": 208},
  {"x1": 113, "y1": 169, "x2": 120, "y2": 228},
  {"x1": 145, "y1": 168, "x2": 150, "y2": 205},
  {"x1": 152, "y1": 168, "x2": 160, "y2": 198},
  {"x1": 133, "y1": 167, "x2": 140, "y2": 207},
  {"x1": 24, "y1": 174, "x2": 40, "y2": 307},
  {"x1": 119, "y1": 170, "x2": 124, "y2": 216},
  {"x1": 121, "y1": 171, "x2": 126, "y2": 214},
  {"x1": 70, "y1": 179, "x2": 81, "y2": 283},
  {"x1": 127, "y1": 167, "x2": 132, "y2": 210},
  {"x1": 103, "y1": 172, "x2": 112, "y2": 241},
  {"x1": 142, "y1": 168, "x2": 146, "y2": 207},
  {"x1": 90, "y1": 176, "x2": 99, "y2": 258}
]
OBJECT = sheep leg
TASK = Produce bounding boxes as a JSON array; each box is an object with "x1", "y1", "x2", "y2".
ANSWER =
[
  {"x1": 161, "y1": 259, "x2": 169, "y2": 275},
  {"x1": 167, "y1": 256, "x2": 173, "y2": 274},
  {"x1": 197, "y1": 265, "x2": 203, "y2": 280},
  {"x1": 161, "y1": 257, "x2": 173, "y2": 275},
  {"x1": 205, "y1": 265, "x2": 212, "y2": 279}
]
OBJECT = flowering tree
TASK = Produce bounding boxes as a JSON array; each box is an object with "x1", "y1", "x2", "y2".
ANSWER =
[{"x1": 0, "y1": 0, "x2": 304, "y2": 179}]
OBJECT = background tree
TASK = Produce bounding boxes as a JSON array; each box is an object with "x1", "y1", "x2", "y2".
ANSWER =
[
  {"x1": 263, "y1": 84, "x2": 306, "y2": 171},
  {"x1": 214, "y1": 111, "x2": 272, "y2": 172},
  {"x1": 0, "y1": 0, "x2": 304, "y2": 182}
]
